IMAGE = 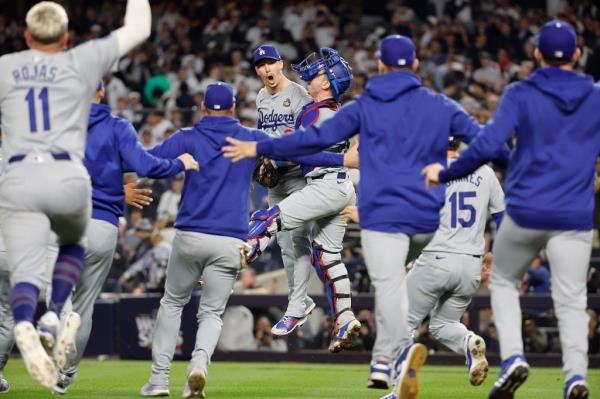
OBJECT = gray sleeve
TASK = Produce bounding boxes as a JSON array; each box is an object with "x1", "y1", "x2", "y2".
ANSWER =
[
  {"x1": 486, "y1": 166, "x2": 506, "y2": 214},
  {"x1": 71, "y1": 34, "x2": 119, "y2": 92},
  {"x1": 292, "y1": 85, "x2": 312, "y2": 115}
]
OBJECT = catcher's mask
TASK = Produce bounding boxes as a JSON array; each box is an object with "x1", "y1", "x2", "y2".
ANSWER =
[{"x1": 292, "y1": 48, "x2": 353, "y2": 101}]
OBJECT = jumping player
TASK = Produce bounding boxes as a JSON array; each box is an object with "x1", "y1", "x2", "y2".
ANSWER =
[
  {"x1": 224, "y1": 35, "x2": 509, "y2": 399},
  {"x1": 0, "y1": 0, "x2": 152, "y2": 387},
  {"x1": 49, "y1": 82, "x2": 198, "y2": 395},
  {"x1": 423, "y1": 20, "x2": 599, "y2": 399},
  {"x1": 246, "y1": 48, "x2": 361, "y2": 352},
  {"x1": 252, "y1": 45, "x2": 316, "y2": 335}
]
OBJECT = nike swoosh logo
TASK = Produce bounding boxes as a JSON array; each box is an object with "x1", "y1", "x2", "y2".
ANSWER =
[{"x1": 435, "y1": 256, "x2": 445, "y2": 260}]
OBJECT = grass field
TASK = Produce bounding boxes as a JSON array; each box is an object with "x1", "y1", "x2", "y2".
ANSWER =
[{"x1": 2, "y1": 360, "x2": 598, "y2": 398}]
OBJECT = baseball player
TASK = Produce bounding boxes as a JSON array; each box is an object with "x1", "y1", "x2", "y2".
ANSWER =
[
  {"x1": 49, "y1": 82, "x2": 198, "y2": 395},
  {"x1": 375, "y1": 137, "x2": 505, "y2": 398},
  {"x1": 251, "y1": 44, "x2": 316, "y2": 335},
  {"x1": 224, "y1": 35, "x2": 509, "y2": 399},
  {"x1": 0, "y1": 0, "x2": 152, "y2": 387},
  {"x1": 245, "y1": 48, "x2": 362, "y2": 352},
  {"x1": 140, "y1": 82, "x2": 290, "y2": 398},
  {"x1": 422, "y1": 20, "x2": 598, "y2": 399}
]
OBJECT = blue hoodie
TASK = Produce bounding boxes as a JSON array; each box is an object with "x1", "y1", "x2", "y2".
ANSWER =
[
  {"x1": 440, "y1": 67, "x2": 600, "y2": 230},
  {"x1": 257, "y1": 71, "x2": 503, "y2": 234},
  {"x1": 148, "y1": 116, "x2": 269, "y2": 240},
  {"x1": 85, "y1": 103, "x2": 184, "y2": 226}
]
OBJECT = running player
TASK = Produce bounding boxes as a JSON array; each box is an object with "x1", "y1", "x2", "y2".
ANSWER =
[{"x1": 0, "y1": 0, "x2": 152, "y2": 387}]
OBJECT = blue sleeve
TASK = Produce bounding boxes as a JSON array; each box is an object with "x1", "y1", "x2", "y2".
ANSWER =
[
  {"x1": 256, "y1": 101, "x2": 361, "y2": 158},
  {"x1": 492, "y1": 211, "x2": 504, "y2": 228},
  {"x1": 448, "y1": 99, "x2": 511, "y2": 168},
  {"x1": 148, "y1": 130, "x2": 188, "y2": 159},
  {"x1": 117, "y1": 121, "x2": 184, "y2": 178},
  {"x1": 440, "y1": 85, "x2": 519, "y2": 183},
  {"x1": 251, "y1": 126, "x2": 344, "y2": 167},
  {"x1": 286, "y1": 152, "x2": 344, "y2": 167}
]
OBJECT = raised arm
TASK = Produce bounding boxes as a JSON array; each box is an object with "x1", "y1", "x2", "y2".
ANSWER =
[{"x1": 113, "y1": 0, "x2": 152, "y2": 57}]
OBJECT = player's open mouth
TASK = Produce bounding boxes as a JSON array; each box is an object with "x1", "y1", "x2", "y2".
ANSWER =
[{"x1": 267, "y1": 74, "x2": 275, "y2": 83}]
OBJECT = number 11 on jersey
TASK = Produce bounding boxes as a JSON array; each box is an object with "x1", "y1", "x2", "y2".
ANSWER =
[{"x1": 25, "y1": 87, "x2": 51, "y2": 133}]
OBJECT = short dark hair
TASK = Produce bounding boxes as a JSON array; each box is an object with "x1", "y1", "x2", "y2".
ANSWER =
[
  {"x1": 542, "y1": 56, "x2": 573, "y2": 66},
  {"x1": 448, "y1": 138, "x2": 461, "y2": 151}
]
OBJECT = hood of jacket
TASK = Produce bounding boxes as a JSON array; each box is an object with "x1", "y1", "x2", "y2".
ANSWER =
[
  {"x1": 365, "y1": 70, "x2": 422, "y2": 102},
  {"x1": 524, "y1": 67, "x2": 594, "y2": 113}
]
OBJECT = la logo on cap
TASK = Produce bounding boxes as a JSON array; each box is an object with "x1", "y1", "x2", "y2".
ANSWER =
[
  {"x1": 258, "y1": 47, "x2": 266, "y2": 55},
  {"x1": 214, "y1": 104, "x2": 221, "y2": 109}
]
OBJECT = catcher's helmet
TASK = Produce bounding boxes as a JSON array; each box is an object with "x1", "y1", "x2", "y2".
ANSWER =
[{"x1": 292, "y1": 48, "x2": 353, "y2": 101}]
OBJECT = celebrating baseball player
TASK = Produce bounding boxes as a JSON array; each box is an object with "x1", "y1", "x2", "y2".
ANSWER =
[
  {"x1": 224, "y1": 35, "x2": 509, "y2": 399},
  {"x1": 0, "y1": 0, "x2": 151, "y2": 388},
  {"x1": 245, "y1": 47, "x2": 362, "y2": 352},
  {"x1": 376, "y1": 137, "x2": 504, "y2": 398},
  {"x1": 140, "y1": 82, "x2": 321, "y2": 398},
  {"x1": 422, "y1": 20, "x2": 599, "y2": 399},
  {"x1": 49, "y1": 82, "x2": 198, "y2": 395}
]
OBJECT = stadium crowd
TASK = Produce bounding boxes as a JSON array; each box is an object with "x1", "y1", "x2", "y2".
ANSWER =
[{"x1": 1, "y1": 0, "x2": 600, "y2": 354}]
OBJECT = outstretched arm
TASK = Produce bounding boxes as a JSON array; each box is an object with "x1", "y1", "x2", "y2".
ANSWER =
[{"x1": 223, "y1": 102, "x2": 361, "y2": 162}]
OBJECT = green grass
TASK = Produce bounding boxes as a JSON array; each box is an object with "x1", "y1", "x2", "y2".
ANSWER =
[{"x1": 2, "y1": 360, "x2": 599, "y2": 398}]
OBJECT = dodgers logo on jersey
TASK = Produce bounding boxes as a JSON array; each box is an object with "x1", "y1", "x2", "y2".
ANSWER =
[{"x1": 258, "y1": 109, "x2": 295, "y2": 132}]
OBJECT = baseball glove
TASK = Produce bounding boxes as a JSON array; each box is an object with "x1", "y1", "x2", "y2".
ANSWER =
[{"x1": 253, "y1": 157, "x2": 282, "y2": 188}]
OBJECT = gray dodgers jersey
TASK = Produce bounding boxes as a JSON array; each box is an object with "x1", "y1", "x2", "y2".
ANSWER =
[
  {"x1": 303, "y1": 106, "x2": 347, "y2": 178},
  {"x1": 0, "y1": 35, "x2": 119, "y2": 166},
  {"x1": 424, "y1": 159, "x2": 505, "y2": 256}
]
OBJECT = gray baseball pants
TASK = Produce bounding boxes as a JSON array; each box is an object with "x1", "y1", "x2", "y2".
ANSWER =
[
  {"x1": 0, "y1": 160, "x2": 91, "y2": 288},
  {"x1": 490, "y1": 215, "x2": 591, "y2": 380},
  {"x1": 361, "y1": 230, "x2": 412, "y2": 365},
  {"x1": 268, "y1": 175, "x2": 314, "y2": 318},
  {"x1": 149, "y1": 230, "x2": 243, "y2": 386},
  {"x1": 66, "y1": 218, "x2": 118, "y2": 370},
  {"x1": 407, "y1": 251, "x2": 482, "y2": 354}
]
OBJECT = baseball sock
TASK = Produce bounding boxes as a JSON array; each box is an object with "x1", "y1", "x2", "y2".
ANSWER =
[
  {"x1": 10, "y1": 282, "x2": 40, "y2": 324},
  {"x1": 50, "y1": 244, "x2": 84, "y2": 315}
]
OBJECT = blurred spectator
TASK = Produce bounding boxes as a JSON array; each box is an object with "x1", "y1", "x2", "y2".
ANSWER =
[
  {"x1": 352, "y1": 309, "x2": 376, "y2": 351},
  {"x1": 589, "y1": 309, "x2": 600, "y2": 354},
  {"x1": 156, "y1": 175, "x2": 183, "y2": 229},
  {"x1": 523, "y1": 314, "x2": 549, "y2": 353},
  {"x1": 127, "y1": 218, "x2": 154, "y2": 264},
  {"x1": 234, "y1": 268, "x2": 270, "y2": 295},
  {"x1": 119, "y1": 233, "x2": 171, "y2": 293},
  {"x1": 255, "y1": 315, "x2": 287, "y2": 352},
  {"x1": 525, "y1": 257, "x2": 551, "y2": 294}
]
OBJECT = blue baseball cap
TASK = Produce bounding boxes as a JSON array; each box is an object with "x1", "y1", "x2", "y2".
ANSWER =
[
  {"x1": 536, "y1": 20, "x2": 577, "y2": 61},
  {"x1": 375, "y1": 35, "x2": 416, "y2": 67},
  {"x1": 204, "y1": 82, "x2": 234, "y2": 110},
  {"x1": 252, "y1": 45, "x2": 281, "y2": 66}
]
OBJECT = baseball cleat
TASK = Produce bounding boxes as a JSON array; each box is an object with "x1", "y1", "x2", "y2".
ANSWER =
[
  {"x1": 182, "y1": 369, "x2": 206, "y2": 398},
  {"x1": 14, "y1": 321, "x2": 57, "y2": 388},
  {"x1": 488, "y1": 354, "x2": 529, "y2": 399},
  {"x1": 140, "y1": 382, "x2": 170, "y2": 397},
  {"x1": 388, "y1": 343, "x2": 428, "y2": 399},
  {"x1": 52, "y1": 368, "x2": 77, "y2": 395},
  {"x1": 563, "y1": 375, "x2": 588, "y2": 399},
  {"x1": 328, "y1": 318, "x2": 361, "y2": 353},
  {"x1": 0, "y1": 377, "x2": 9, "y2": 394},
  {"x1": 55, "y1": 312, "x2": 81, "y2": 370},
  {"x1": 368, "y1": 360, "x2": 391, "y2": 389},
  {"x1": 465, "y1": 333, "x2": 489, "y2": 386},
  {"x1": 271, "y1": 302, "x2": 316, "y2": 336},
  {"x1": 37, "y1": 310, "x2": 60, "y2": 356}
]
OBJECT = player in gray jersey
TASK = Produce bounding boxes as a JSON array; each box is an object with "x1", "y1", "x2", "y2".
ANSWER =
[
  {"x1": 379, "y1": 138, "x2": 505, "y2": 399},
  {"x1": 0, "y1": 0, "x2": 151, "y2": 388},
  {"x1": 243, "y1": 48, "x2": 362, "y2": 351},
  {"x1": 251, "y1": 44, "x2": 316, "y2": 334}
]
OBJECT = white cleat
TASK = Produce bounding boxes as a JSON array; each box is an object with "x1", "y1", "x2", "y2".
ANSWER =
[
  {"x1": 37, "y1": 310, "x2": 60, "y2": 355},
  {"x1": 55, "y1": 312, "x2": 81, "y2": 370},
  {"x1": 14, "y1": 321, "x2": 57, "y2": 388},
  {"x1": 140, "y1": 382, "x2": 170, "y2": 397},
  {"x1": 392, "y1": 343, "x2": 428, "y2": 399},
  {"x1": 52, "y1": 369, "x2": 77, "y2": 395},
  {"x1": 465, "y1": 333, "x2": 489, "y2": 386},
  {"x1": 182, "y1": 369, "x2": 206, "y2": 399}
]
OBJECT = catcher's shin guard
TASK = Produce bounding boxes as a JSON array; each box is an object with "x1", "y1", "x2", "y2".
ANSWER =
[
  {"x1": 246, "y1": 206, "x2": 281, "y2": 262},
  {"x1": 310, "y1": 242, "x2": 353, "y2": 323}
]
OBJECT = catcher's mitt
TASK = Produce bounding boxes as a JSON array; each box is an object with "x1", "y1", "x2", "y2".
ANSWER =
[{"x1": 253, "y1": 157, "x2": 282, "y2": 188}]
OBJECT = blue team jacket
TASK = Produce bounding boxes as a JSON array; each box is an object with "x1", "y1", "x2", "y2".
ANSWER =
[
  {"x1": 440, "y1": 67, "x2": 600, "y2": 230},
  {"x1": 85, "y1": 104, "x2": 184, "y2": 226},
  {"x1": 149, "y1": 116, "x2": 271, "y2": 240},
  {"x1": 257, "y1": 71, "x2": 501, "y2": 234}
]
